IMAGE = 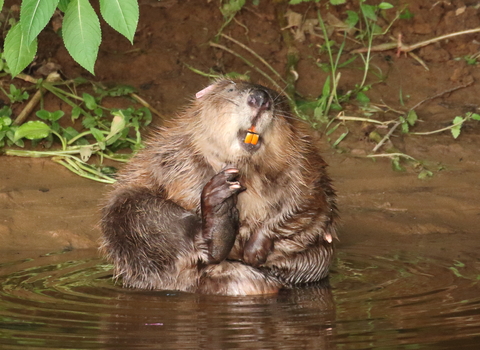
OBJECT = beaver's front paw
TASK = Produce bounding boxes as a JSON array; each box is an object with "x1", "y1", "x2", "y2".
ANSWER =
[
  {"x1": 201, "y1": 168, "x2": 245, "y2": 264},
  {"x1": 243, "y1": 231, "x2": 273, "y2": 267}
]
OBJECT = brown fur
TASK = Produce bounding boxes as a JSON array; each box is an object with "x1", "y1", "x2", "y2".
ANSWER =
[{"x1": 100, "y1": 79, "x2": 338, "y2": 296}]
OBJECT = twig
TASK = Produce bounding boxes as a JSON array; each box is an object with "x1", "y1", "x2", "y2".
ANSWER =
[
  {"x1": 209, "y1": 42, "x2": 284, "y2": 93},
  {"x1": 130, "y1": 93, "x2": 164, "y2": 119},
  {"x1": 408, "y1": 80, "x2": 474, "y2": 112},
  {"x1": 274, "y1": 0, "x2": 300, "y2": 108},
  {"x1": 334, "y1": 115, "x2": 397, "y2": 125},
  {"x1": 13, "y1": 73, "x2": 61, "y2": 125},
  {"x1": 367, "y1": 152, "x2": 417, "y2": 161},
  {"x1": 372, "y1": 121, "x2": 401, "y2": 152},
  {"x1": 351, "y1": 28, "x2": 480, "y2": 54},
  {"x1": 221, "y1": 34, "x2": 286, "y2": 84},
  {"x1": 410, "y1": 119, "x2": 464, "y2": 136}
]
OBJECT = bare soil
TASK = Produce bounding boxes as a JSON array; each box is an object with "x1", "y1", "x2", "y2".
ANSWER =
[{"x1": 1, "y1": 0, "x2": 479, "y2": 250}]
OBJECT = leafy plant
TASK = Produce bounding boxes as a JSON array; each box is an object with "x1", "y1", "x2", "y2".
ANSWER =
[
  {"x1": 0, "y1": 84, "x2": 29, "y2": 103},
  {"x1": 3, "y1": 0, "x2": 139, "y2": 77},
  {"x1": 3, "y1": 79, "x2": 153, "y2": 183}
]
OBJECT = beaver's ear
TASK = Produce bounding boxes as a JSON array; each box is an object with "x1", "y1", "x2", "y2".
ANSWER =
[{"x1": 195, "y1": 84, "x2": 216, "y2": 99}]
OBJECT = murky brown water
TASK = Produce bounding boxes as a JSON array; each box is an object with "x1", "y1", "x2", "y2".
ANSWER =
[
  {"x1": 1, "y1": 232, "x2": 479, "y2": 349},
  {"x1": 1, "y1": 151, "x2": 480, "y2": 349}
]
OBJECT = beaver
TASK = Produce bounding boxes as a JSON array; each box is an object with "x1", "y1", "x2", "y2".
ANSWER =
[{"x1": 100, "y1": 79, "x2": 338, "y2": 296}]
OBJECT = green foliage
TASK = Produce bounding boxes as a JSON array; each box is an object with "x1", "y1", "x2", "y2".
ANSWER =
[
  {"x1": 3, "y1": 0, "x2": 139, "y2": 77},
  {"x1": 99, "y1": 0, "x2": 139, "y2": 44},
  {"x1": 62, "y1": 0, "x2": 101, "y2": 75},
  {"x1": 0, "y1": 84, "x2": 30, "y2": 103},
  {"x1": 20, "y1": 0, "x2": 59, "y2": 44},
  {"x1": 3, "y1": 80, "x2": 152, "y2": 183},
  {"x1": 3, "y1": 23, "x2": 38, "y2": 77},
  {"x1": 221, "y1": 0, "x2": 246, "y2": 17}
]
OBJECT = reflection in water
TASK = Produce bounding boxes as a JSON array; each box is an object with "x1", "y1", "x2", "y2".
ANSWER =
[{"x1": 1, "y1": 240, "x2": 480, "y2": 349}]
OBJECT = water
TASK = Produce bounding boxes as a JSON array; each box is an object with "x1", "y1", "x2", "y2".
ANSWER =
[{"x1": 1, "y1": 234, "x2": 480, "y2": 349}]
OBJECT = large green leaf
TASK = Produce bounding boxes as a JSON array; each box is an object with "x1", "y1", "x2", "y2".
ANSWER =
[
  {"x1": 63, "y1": 0, "x2": 101, "y2": 75},
  {"x1": 0, "y1": 1, "x2": 4, "y2": 12},
  {"x1": 20, "y1": 0, "x2": 59, "y2": 44},
  {"x1": 99, "y1": 0, "x2": 138, "y2": 44},
  {"x1": 3, "y1": 23, "x2": 38, "y2": 77},
  {"x1": 14, "y1": 121, "x2": 51, "y2": 141}
]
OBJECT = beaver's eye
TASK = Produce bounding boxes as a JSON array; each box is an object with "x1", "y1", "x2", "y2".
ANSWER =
[{"x1": 226, "y1": 87, "x2": 234, "y2": 93}]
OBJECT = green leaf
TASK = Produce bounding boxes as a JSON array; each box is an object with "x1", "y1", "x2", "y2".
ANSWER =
[
  {"x1": 400, "y1": 116, "x2": 409, "y2": 133},
  {"x1": 360, "y1": 4, "x2": 377, "y2": 21},
  {"x1": 4, "y1": 23, "x2": 38, "y2": 77},
  {"x1": 289, "y1": 0, "x2": 305, "y2": 4},
  {"x1": 470, "y1": 113, "x2": 480, "y2": 121},
  {"x1": 20, "y1": 0, "x2": 60, "y2": 44},
  {"x1": 62, "y1": 126, "x2": 79, "y2": 141},
  {"x1": 451, "y1": 116, "x2": 464, "y2": 139},
  {"x1": 36, "y1": 109, "x2": 65, "y2": 121},
  {"x1": 0, "y1": 106, "x2": 12, "y2": 118},
  {"x1": 418, "y1": 169, "x2": 433, "y2": 180},
  {"x1": 356, "y1": 91, "x2": 370, "y2": 105},
  {"x1": 221, "y1": 0, "x2": 246, "y2": 17},
  {"x1": 99, "y1": 0, "x2": 138, "y2": 44},
  {"x1": 399, "y1": 8, "x2": 414, "y2": 20},
  {"x1": 345, "y1": 10, "x2": 359, "y2": 28},
  {"x1": 330, "y1": 0, "x2": 346, "y2": 4},
  {"x1": 378, "y1": 2, "x2": 394, "y2": 10},
  {"x1": 0, "y1": 1, "x2": 4, "y2": 12},
  {"x1": 82, "y1": 93, "x2": 97, "y2": 110},
  {"x1": 90, "y1": 127, "x2": 105, "y2": 143},
  {"x1": 406, "y1": 110, "x2": 418, "y2": 126},
  {"x1": 71, "y1": 106, "x2": 82, "y2": 121},
  {"x1": 58, "y1": 0, "x2": 72, "y2": 12},
  {"x1": 82, "y1": 115, "x2": 96, "y2": 128},
  {"x1": 14, "y1": 120, "x2": 51, "y2": 141},
  {"x1": 391, "y1": 156, "x2": 406, "y2": 172},
  {"x1": 63, "y1": 0, "x2": 101, "y2": 75},
  {"x1": 322, "y1": 75, "x2": 331, "y2": 96}
]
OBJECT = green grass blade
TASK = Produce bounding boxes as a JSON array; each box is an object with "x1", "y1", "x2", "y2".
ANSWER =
[
  {"x1": 4, "y1": 23, "x2": 38, "y2": 77},
  {"x1": 63, "y1": 0, "x2": 101, "y2": 75},
  {"x1": 20, "y1": 0, "x2": 59, "y2": 44},
  {"x1": 99, "y1": 0, "x2": 138, "y2": 44}
]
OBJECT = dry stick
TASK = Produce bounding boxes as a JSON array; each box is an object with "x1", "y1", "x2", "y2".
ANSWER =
[
  {"x1": 13, "y1": 72, "x2": 61, "y2": 126},
  {"x1": 130, "y1": 93, "x2": 164, "y2": 119},
  {"x1": 372, "y1": 121, "x2": 401, "y2": 152},
  {"x1": 209, "y1": 42, "x2": 284, "y2": 93},
  {"x1": 351, "y1": 28, "x2": 480, "y2": 54},
  {"x1": 274, "y1": 0, "x2": 300, "y2": 108},
  {"x1": 408, "y1": 80, "x2": 474, "y2": 112},
  {"x1": 221, "y1": 34, "x2": 287, "y2": 84},
  {"x1": 373, "y1": 81, "x2": 473, "y2": 152}
]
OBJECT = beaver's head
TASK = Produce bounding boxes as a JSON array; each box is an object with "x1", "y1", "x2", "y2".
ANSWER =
[{"x1": 192, "y1": 79, "x2": 292, "y2": 167}]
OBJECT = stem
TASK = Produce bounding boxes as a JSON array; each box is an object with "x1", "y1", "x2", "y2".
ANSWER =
[
  {"x1": 51, "y1": 130, "x2": 67, "y2": 150},
  {"x1": 367, "y1": 153, "x2": 416, "y2": 161},
  {"x1": 372, "y1": 121, "x2": 401, "y2": 152},
  {"x1": 209, "y1": 42, "x2": 285, "y2": 94},
  {"x1": 221, "y1": 34, "x2": 287, "y2": 84},
  {"x1": 410, "y1": 119, "x2": 464, "y2": 136}
]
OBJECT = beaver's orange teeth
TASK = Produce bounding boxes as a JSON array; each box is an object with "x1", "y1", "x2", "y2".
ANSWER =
[
  {"x1": 244, "y1": 132, "x2": 254, "y2": 144},
  {"x1": 244, "y1": 126, "x2": 259, "y2": 145}
]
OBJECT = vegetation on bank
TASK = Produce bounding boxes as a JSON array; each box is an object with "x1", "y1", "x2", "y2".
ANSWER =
[{"x1": 1, "y1": 0, "x2": 479, "y2": 181}]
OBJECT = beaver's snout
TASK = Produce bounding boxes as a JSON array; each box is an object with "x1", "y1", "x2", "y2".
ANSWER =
[{"x1": 247, "y1": 89, "x2": 271, "y2": 110}]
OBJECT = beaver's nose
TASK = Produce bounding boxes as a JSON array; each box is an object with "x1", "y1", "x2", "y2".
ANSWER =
[{"x1": 247, "y1": 89, "x2": 271, "y2": 110}]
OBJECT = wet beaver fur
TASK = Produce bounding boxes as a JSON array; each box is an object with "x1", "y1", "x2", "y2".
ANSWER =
[{"x1": 100, "y1": 79, "x2": 338, "y2": 296}]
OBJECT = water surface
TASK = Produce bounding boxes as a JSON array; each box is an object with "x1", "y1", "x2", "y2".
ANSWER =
[{"x1": 1, "y1": 232, "x2": 479, "y2": 349}]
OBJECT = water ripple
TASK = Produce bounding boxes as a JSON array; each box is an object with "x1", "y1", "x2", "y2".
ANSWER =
[{"x1": 1, "y1": 243, "x2": 480, "y2": 349}]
